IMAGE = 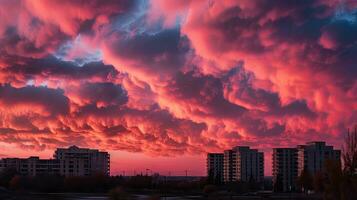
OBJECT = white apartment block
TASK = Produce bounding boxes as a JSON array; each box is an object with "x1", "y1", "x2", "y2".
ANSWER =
[
  {"x1": 223, "y1": 149, "x2": 236, "y2": 182},
  {"x1": 0, "y1": 157, "x2": 61, "y2": 176},
  {"x1": 54, "y1": 145, "x2": 110, "y2": 176},
  {"x1": 0, "y1": 146, "x2": 110, "y2": 177}
]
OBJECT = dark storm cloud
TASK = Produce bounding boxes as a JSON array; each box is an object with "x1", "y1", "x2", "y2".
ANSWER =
[
  {"x1": 105, "y1": 28, "x2": 189, "y2": 77},
  {"x1": 167, "y1": 71, "x2": 246, "y2": 118},
  {"x1": 0, "y1": 84, "x2": 69, "y2": 116},
  {"x1": 0, "y1": 56, "x2": 119, "y2": 85},
  {"x1": 66, "y1": 82, "x2": 128, "y2": 107}
]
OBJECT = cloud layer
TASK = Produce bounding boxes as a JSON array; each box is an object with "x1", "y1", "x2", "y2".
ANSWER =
[{"x1": 0, "y1": 0, "x2": 356, "y2": 174}]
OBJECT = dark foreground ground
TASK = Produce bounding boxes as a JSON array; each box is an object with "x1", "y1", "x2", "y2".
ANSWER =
[{"x1": 0, "y1": 192, "x2": 323, "y2": 200}]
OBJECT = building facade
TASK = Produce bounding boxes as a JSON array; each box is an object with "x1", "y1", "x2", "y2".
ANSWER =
[
  {"x1": 297, "y1": 142, "x2": 341, "y2": 176},
  {"x1": 0, "y1": 157, "x2": 61, "y2": 176},
  {"x1": 207, "y1": 153, "x2": 224, "y2": 183},
  {"x1": 273, "y1": 141, "x2": 341, "y2": 192},
  {"x1": 223, "y1": 149, "x2": 236, "y2": 182},
  {"x1": 272, "y1": 148, "x2": 298, "y2": 192},
  {"x1": 221, "y1": 146, "x2": 264, "y2": 183},
  {"x1": 234, "y1": 146, "x2": 264, "y2": 182},
  {"x1": 0, "y1": 146, "x2": 110, "y2": 177},
  {"x1": 54, "y1": 145, "x2": 110, "y2": 176}
]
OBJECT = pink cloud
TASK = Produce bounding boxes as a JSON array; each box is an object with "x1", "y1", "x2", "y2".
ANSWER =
[{"x1": 0, "y1": 0, "x2": 355, "y2": 176}]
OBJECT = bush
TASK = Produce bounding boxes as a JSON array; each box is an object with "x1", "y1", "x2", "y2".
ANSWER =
[
  {"x1": 147, "y1": 194, "x2": 160, "y2": 200},
  {"x1": 9, "y1": 175, "x2": 23, "y2": 190},
  {"x1": 0, "y1": 167, "x2": 17, "y2": 188},
  {"x1": 109, "y1": 187, "x2": 131, "y2": 200},
  {"x1": 203, "y1": 184, "x2": 217, "y2": 195}
]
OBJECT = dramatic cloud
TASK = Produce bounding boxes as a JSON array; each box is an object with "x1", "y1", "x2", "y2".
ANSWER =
[
  {"x1": 0, "y1": 0, "x2": 356, "y2": 175},
  {"x1": 0, "y1": 0, "x2": 136, "y2": 66},
  {"x1": 0, "y1": 85, "x2": 69, "y2": 117}
]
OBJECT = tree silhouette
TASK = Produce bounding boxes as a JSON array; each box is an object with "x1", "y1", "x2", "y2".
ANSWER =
[
  {"x1": 298, "y1": 169, "x2": 313, "y2": 192},
  {"x1": 0, "y1": 167, "x2": 17, "y2": 188},
  {"x1": 342, "y1": 126, "x2": 357, "y2": 175},
  {"x1": 313, "y1": 171, "x2": 324, "y2": 193}
]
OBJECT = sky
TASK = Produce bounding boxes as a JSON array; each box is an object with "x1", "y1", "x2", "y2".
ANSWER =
[{"x1": 0, "y1": 0, "x2": 356, "y2": 176}]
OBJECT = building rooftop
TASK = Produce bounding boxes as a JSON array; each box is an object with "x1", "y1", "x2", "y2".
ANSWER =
[
  {"x1": 273, "y1": 147, "x2": 297, "y2": 149},
  {"x1": 306, "y1": 141, "x2": 326, "y2": 145}
]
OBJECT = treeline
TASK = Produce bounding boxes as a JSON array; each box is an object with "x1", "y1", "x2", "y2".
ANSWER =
[
  {"x1": 0, "y1": 168, "x2": 267, "y2": 199},
  {"x1": 0, "y1": 169, "x2": 121, "y2": 193},
  {"x1": 0, "y1": 169, "x2": 208, "y2": 194}
]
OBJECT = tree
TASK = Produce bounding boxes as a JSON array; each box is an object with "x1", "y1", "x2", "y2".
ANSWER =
[
  {"x1": 313, "y1": 171, "x2": 324, "y2": 193},
  {"x1": 342, "y1": 126, "x2": 357, "y2": 175},
  {"x1": 298, "y1": 169, "x2": 313, "y2": 192},
  {"x1": 0, "y1": 167, "x2": 18, "y2": 188},
  {"x1": 108, "y1": 187, "x2": 131, "y2": 200}
]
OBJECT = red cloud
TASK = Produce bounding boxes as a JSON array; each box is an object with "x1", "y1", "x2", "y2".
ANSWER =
[
  {"x1": 0, "y1": 0, "x2": 135, "y2": 66},
  {"x1": 0, "y1": 0, "x2": 356, "y2": 176}
]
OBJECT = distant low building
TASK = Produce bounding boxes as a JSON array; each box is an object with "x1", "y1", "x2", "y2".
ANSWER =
[
  {"x1": 0, "y1": 157, "x2": 60, "y2": 176},
  {"x1": 0, "y1": 146, "x2": 110, "y2": 177}
]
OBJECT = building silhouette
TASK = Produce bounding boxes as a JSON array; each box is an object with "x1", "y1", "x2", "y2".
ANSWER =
[
  {"x1": 273, "y1": 141, "x2": 341, "y2": 192},
  {"x1": 272, "y1": 148, "x2": 298, "y2": 192},
  {"x1": 207, "y1": 153, "x2": 224, "y2": 183},
  {"x1": 223, "y1": 149, "x2": 236, "y2": 182},
  {"x1": 208, "y1": 146, "x2": 264, "y2": 184},
  {"x1": 297, "y1": 141, "x2": 341, "y2": 176},
  {"x1": 0, "y1": 145, "x2": 110, "y2": 176},
  {"x1": 236, "y1": 147, "x2": 264, "y2": 182}
]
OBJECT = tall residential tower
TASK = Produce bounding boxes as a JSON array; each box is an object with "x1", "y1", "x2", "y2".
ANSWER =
[
  {"x1": 273, "y1": 141, "x2": 341, "y2": 192},
  {"x1": 297, "y1": 142, "x2": 341, "y2": 176},
  {"x1": 207, "y1": 153, "x2": 224, "y2": 183},
  {"x1": 214, "y1": 146, "x2": 264, "y2": 183},
  {"x1": 272, "y1": 148, "x2": 298, "y2": 192}
]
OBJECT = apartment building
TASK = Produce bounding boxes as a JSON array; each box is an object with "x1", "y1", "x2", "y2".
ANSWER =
[
  {"x1": 222, "y1": 146, "x2": 264, "y2": 183},
  {"x1": 234, "y1": 146, "x2": 264, "y2": 182},
  {"x1": 273, "y1": 141, "x2": 341, "y2": 192},
  {"x1": 297, "y1": 142, "x2": 341, "y2": 176},
  {"x1": 272, "y1": 148, "x2": 298, "y2": 192},
  {"x1": 0, "y1": 146, "x2": 110, "y2": 177},
  {"x1": 207, "y1": 153, "x2": 224, "y2": 183},
  {"x1": 223, "y1": 149, "x2": 237, "y2": 182},
  {"x1": 0, "y1": 157, "x2": 60, "y2": 176},
  {"x1": 54, "y1": 145, "x2": 110, "y2": 176}
]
